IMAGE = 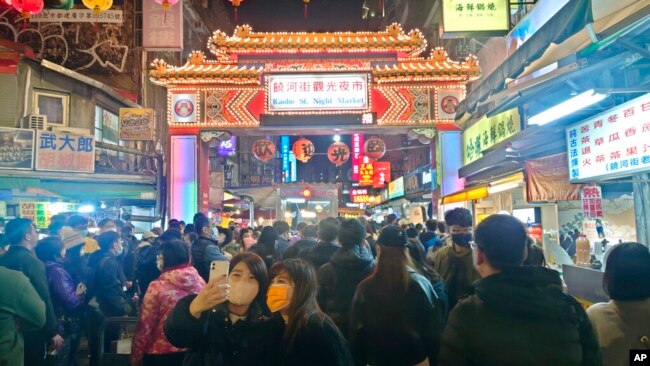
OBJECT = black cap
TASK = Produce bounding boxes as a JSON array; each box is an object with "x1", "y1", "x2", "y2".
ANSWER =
[{"x1": 377, "y1": 225, "x2": 408, "y2": 247}]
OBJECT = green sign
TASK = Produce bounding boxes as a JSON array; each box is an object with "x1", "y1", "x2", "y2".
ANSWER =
[{"x1": 462, "y1": 108, "x2": 521, "y2": 165}]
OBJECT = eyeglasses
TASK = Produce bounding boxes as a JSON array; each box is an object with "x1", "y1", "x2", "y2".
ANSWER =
[{"x1": 470, "y1": 241, "x2": 480, "y2": 250}]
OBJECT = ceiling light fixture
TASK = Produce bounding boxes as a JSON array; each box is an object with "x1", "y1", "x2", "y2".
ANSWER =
[{"x1": 528, "y1": 89, "x2": 607, "y2": 126}]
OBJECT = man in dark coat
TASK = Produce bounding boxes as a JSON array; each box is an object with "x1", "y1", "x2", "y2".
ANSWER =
[
  {"x1": 191, "y1": 216, "x2": 228, "y2": 282},
  {"x1": 0, "y1": 218, "x2": 58, "y2": 366},
  {"x1": 439, "y1": 214, "x2": 602, "y2": 366},
  {"x1": 299, "y1": 217, "x2": 341, "y2": 270},
  {"x1": 317, "y1": 219, "x2": 374, "y2": 338},
  {"x1": 283, "y1": 224, "x2": 318, "y2": 260}
]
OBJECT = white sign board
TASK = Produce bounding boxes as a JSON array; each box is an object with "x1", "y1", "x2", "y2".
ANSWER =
[
  {"x1": 30, "y1": 10, "x2": 124, "y2": 23},
  {"x1": 171, "y1": 93, "x2": 197, "y2": 123},
  {"x1": 267, "y1": 73, "x2": 369, "y2": 112},
  {"x1": 566, "y1": 93, "x2": 650, "y2": 182}
]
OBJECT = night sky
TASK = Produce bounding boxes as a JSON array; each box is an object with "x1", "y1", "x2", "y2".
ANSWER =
[{"x1": 224, "y1": 0, "x2": 374, "y2": 32}]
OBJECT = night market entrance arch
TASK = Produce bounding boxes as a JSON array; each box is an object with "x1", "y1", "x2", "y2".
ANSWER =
[{"x1": 149, "y1": 24, "x2": 481, "y2": 222}]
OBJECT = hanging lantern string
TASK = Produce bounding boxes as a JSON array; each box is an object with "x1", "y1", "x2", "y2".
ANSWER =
[{"x1": 233, "y1": 143, "x2": 428, "y2": 156}]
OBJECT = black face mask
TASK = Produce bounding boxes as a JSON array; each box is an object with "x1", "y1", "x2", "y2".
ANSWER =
[{"x1": 451, "y1": 233, "x2": 473, "y2": 248}]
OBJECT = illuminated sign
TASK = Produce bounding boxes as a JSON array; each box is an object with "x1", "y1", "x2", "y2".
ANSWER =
[
  {"x1": 281, "y1": 136, "x2": 290, "y2": 183},
  {"x1": 463, "y1": 108, "x2": 521, "y2": 165},
  {"x1": 373, "y1": 161, "x2": 391, "y2": 188},
  {"x1": 267, "y1": 73, "x2": 369, "y2": 112},
  {"x1": 388, "y1": 176, "x2": 404, "y2": 199},
  {"x1": 350, "y1": 188, "x2": 371, "y2": 204},
  {"x1": 171, "y1": 93, "x2": 197, "y2": 123},
  {"x1": 566, "y1": 93, "x2": 650, "y2": 182},
  {"x1": 217, "y1": 136, "x2": 237, "y2": 157},
  {"x1": 442, "y1": 0, "x2": 510, "y2": 38},
  {"x1": 359, "y1": 156, "x2": 374, "y2": 186},
  {"x1": 352, "y1": 134, "x2": 364, "y2": 181}
]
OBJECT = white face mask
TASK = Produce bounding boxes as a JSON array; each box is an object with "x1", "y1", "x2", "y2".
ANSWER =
[
  {"x1": 115, "y1": 243, "x2": 124, "y2": 256},
  {"x1": 228, "y1": 263, "x2": 259, "y2": 306}
]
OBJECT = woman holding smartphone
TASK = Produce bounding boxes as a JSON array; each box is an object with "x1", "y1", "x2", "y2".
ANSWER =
[
  {"x1": 164, "y1": 253, "x2": 283, "y2": 365},
  {"x1": 268, "y1": 259, "x2": 354, "y2": 366}
]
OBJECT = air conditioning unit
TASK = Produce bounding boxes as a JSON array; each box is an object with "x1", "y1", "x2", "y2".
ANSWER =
[
  {"x1": 22, "y1": 114, "x2": 48, "y2": 130},
  {"x1": 51, "y1": 126, "x2": 92, "y2": 136}
]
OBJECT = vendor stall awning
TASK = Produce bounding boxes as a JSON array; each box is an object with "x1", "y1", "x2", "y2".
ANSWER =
[
  {"x1": 39, "y1": 181, "x2": 156, "y2": 201},
  {"x1": 442, "y1": 186, "x2": 489, "y2": 205}
]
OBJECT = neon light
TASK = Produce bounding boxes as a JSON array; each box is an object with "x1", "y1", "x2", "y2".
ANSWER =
[
  {"x1": 352, "y1": 133, "x2": 364, "y2": 181},
  {"x1": 281, "y1": 136, "x2": 290, "y2": 183},
  {"x1": 170, "y1": 136, "x2": 198, "y2": 223}
]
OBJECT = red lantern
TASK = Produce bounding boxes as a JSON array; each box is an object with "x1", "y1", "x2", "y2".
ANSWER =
[
  {"x1": 227, "y1": 0, "x2": 242, "y2": 22},
  {"x1": 252, "y1": 138, "x2": 276, "y2": 162},
  {"x1": 292, "y1": 137, "x2": 315, "y2": 163},
  {"x1": 12, "y1": 0, "x2": 43, "y2": 18},
  {"x1": 363, "y1": 137, "x2": 386, "y2": 160},
  {"x1": 327, "y1": 142, "x2": 350, "y2": 166}
]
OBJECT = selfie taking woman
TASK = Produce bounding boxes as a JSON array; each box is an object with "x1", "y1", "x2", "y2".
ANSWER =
[
  {"x1": 268, "y1": 259, "x2": 354, "y2": 366},
  {"x1": 164, "y1": 253, "x2": 283, "y2": 365}
]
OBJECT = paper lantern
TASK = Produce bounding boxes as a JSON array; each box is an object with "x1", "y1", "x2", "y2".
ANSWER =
[
  {"x1": 82, "y1": 0, "x2": 112, "y2": 15},
  {"x1": 12, "y1": 0, "x2": 44, "y2": 18},
  {"x1": 363, "y1": 137, "x2": 386, "y2": 160},
  {"x1": 252, "y1": 138, "x2": 276, "y2": 162},
  {"x1": 327, "y1": 142, "x2": 350, "y2": 166},
  {"x1": 292, "y1": 137, "x2": 315, "y2": 163}
]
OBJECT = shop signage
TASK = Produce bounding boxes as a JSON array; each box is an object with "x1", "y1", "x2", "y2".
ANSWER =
[
  {"x1": 352, "y1": 134, "x2": 364, "y2": 181},
  {"x1": 218, "y1": 136, "x2": 237, "y2": 157},
  {"x1": 35, "y1": 131, "x2": 95, "y2": 173},
  {"x1": 442, "y1": 0, "x2": 510, "y2": 38},
  {"x1": 30, "y1": 9, "x2": 124, "y2": 23},
  {"x1": 119, "y1": 108, "x2": 154, "y2": 141},
  {"x1": 463, "y1": 108, "x2": 521, "y2": 165},
  {"x1": 526, "y1": 153, "x2": 583, "y2": 202},
  {"x1": 437, "y1": 89, "x2": 464, "y2": 119},
  {"x1": 359, "y1": 156, "x2": 374, "y2": 186},
  {"x1": 404, "y1": 166, "x2": 435, "y2": 196},
  {"x1": 280, "y1": 186, "x2": 337, "y2": 199},
  {"x1": 566, "y1": 93, "x2": 650, "y2": 182},
  {"x1": 350, "y1": 188, "x2": 371, "y2": 204},
  {"x1": 373, "y1": 161, "x2": 391, "y2": 188},
  {"x1": 19, "y1": 202, "x2": 77, "y2": 229},
  {"x1": 0, "y1": 128, "x2": 34, "y2": 170},
  {"x1": 581, "y1": 185, "x2": 603, "y2": 219},
  {"x1": 171, "y1": 93, "x2": 197, "y2": 123},
  {"x1": 380, "y1": 188, "x2": 389, "y2": 202},
  {"x1": 281, "y1": 136, "x2": 291, "y2": 182},
  {"x1": 143, "y1": 0, "x2": 183, "y2": 50},
  {"x1": 267, "y1": 73, "x2": 369, "y2": 112},
  {"x1": 388, "y1": 176, "x2": 404, "y2": 199}
]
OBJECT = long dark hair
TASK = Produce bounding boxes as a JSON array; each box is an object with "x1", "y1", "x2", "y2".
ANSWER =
[
  {"x1": 406, "y1": 242, "x2": 442, "y2": 284},
  {"x1": 365, "y1": 244, "x2": 411, "y2": 295},
  {"x1": 270, "y1": 259, "x2": 325, "y2": 345},
  {"x1": 35, "y1": 236, "x2": 65, "y2": 262},
  {"x1": 604, "y1": 242, "x2": 650, "y2": 301},
  {"x1": 231, "y1": 252, "x2": 270, "y2": 311}
]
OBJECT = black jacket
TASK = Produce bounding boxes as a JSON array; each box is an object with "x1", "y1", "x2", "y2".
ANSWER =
[
  {"x1": 283, "y1": 238, "x2": 317, "y2": 260},
  {"x1": 135, "y1": 242, "x2": 160, "y2": 297},
  {"x1": 0, "y1": 246, "x2": 57, "y2": 341},
  {"x1": 438, "y1": 266, "x2": 603, "y2": 366},
  {"x1": 87, "y1": 249, "x2": 128, "y2": 317},
  {"x1": 280, "y1": 313, "x2": 354, "y2": 366},
  {"x1": 191, "y1": 236, "x2": 228, "y2": 282},
  {"x1": 317, "y1": 246, "x2": 374, "y2": 337},
  {"x1": 299, "y1": 241, "x2": 341, "y2": 270},
  {"x1": 164, "y1": 295, "x2": 283, "y2": 366},
  {"x1": 250, "y1": 244, "x2": 277, "y2": 274},
  {"x1": 350, "y1": 269, "x2": 442, "y2": 366}
]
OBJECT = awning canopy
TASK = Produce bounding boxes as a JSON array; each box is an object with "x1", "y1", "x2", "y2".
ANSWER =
[
  {"x1": 442, "y1": 186, "x2": 489, "y2": 205},
  {"x1": 40, "y1": 181, "x2": 156, "y2": 202}
]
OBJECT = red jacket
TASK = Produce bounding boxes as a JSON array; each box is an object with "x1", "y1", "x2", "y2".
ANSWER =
[{"x1": 130, "y1": 265, "x2": 205, "y2": 365}]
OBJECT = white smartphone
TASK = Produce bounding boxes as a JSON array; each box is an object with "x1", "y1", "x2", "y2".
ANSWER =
[{"x1": 209, "y1": 260, "x2": 229, "y2": 284}]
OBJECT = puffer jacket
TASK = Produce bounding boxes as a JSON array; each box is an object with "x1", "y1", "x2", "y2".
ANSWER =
[
  {"x1": 317, "y1": 246, "x2": 374, "y2": 337},
  {"x1": 191, "y1": 236, "x2": 228, "y2": 282},
  {"x1": 349, "y1": 269, "x2": 443, "y2": 366},
  {"x1": 439, "y1": 266, "x2": 602, "y2": 366},
  {"x1": 45, "y1": 261, "x2": 83, "y2": 317},
  {"x1": 130, "y1": 265, "x2": 205, "y2": 366},
  {"x1": 299, "y1": 241, "x2": 341, "y2": 270}
]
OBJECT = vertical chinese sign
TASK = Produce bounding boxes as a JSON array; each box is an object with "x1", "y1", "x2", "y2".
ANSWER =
[
  {"x1": 35, "y1": 131, "x2": 95, "y2": 173},
  {"x1": 352, "y1": 134, "x2": 364, "y2": 181},
  {"x1": 143, "y1": 0, "x2": 183, "y2": 50},
  {"x1": 373, "y1": 161, "x2": 391, "y2": 188},
  {"x1": 359, "y1": 156, "x2": 374, "y2": 186},
  {"x1": 581, "y1": 185, "x2": 603, "y2": 219}
]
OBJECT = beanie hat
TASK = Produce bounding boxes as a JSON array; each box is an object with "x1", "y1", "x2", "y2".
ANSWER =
[
  {"x1": 377, "y1": 225, "x2": 408, "y2": 248},
  {"x1": 60, "y1": 226, "x2": 85, "y2": 250}
]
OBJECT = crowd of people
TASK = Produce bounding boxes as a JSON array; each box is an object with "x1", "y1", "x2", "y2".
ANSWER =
[{"x1": 0, "y1": 208, "x2": 648, "y2": 366}]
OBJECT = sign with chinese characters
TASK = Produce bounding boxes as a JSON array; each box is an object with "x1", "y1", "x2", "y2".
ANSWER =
[
  {"x1": 35, "y1": 131, "x2": 95, "y2": 173},
  {"x1": 218, "y1": 136, "x2": 237, "y2": 157},
  {"x1": 373, "y1": 161, "x2": 391, "y2": 188},
  {"x1": 581, "y1": 186, "x2": 603, "y2": 219},
  {"x1": 171, "y1": 93, "x2": 197, "y2": 123},
  {"x1": 267, "y1": 73, "x2": 369, "y2": 112},
  {"x1": 30, "y1": 9, "x2": 124, "y2": 23},
  {"x1": 404, "y1": 165, "x2": 434, "y2": 195},
  {"x1": 119, "y1": 108, "x2": 154, "y2": 141},
  {"x1": 566, "y1": 94, "x2": 650, "y2": 182},
  {"x1": 442, "y1": 0, "x2": 510, "y2": 38},
  {"x1": 0, "y1": 127, "x2": 34, "y2": 170},
  {"x1": 359, "y1": 156, "x2": 374, "y2": 186},
  {"x1": 350, "y1": 188, "x2": 371, "y2": 204},
  {"x1": 19, "y1": 202, "x2": 77, "y2": 228},
  {"x1": 388, "y1": 176, "x2": 404, "y2": 199},
  {"x1": 352, "y1": 134, "x2": 364, "y2": 181},
  {"x1": 462, "y1": 108, "x2": 521, "y2": 165},
  {"x1": 437, "y1": 89, "x2": 464, "y2": 119},
  {"x1": 143, "y1": 0, "x2": 183, "y2": 50}
]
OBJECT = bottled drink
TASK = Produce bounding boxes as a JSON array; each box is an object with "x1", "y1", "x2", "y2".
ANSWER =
[
  {"x1": 576, "y1": 234, "x2": 591, "y2": 266},
  {"x1": 595, "y1": 219, "x2": 605, "y2": 239}
]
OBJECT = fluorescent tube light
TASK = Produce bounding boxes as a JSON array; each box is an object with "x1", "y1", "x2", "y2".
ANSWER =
[{"x1": 528, "y1": 89, "x2": 607, "y2": 126}]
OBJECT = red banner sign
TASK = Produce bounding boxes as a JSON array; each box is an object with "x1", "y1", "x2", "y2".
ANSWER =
[
  {"x1": 350, "y1": 188, "x2": 371, "y2": 204},
  {"x1": 373, "y1": 161, "x2": 391, "y2": 188},
  {"x1": 581, "y1": 185, "x2": 603, "y2": 219}
]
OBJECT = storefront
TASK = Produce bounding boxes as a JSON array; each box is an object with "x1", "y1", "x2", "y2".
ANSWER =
[{"x1": 276, "y1": 184, "x2": 339, "y2": 226}]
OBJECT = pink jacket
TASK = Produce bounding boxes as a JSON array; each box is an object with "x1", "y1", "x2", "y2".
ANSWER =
[{"x1": 130, "y1": 265, "x2": 205, "y2": 365}]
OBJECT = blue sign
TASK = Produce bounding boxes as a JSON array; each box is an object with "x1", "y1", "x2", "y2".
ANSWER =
[{"x1": 217, "y1": 136, "x2": 236, "y2": 157}]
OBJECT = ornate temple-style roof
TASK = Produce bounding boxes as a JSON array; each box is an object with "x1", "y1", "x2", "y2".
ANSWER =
[
  {"x1": 150, "y1": 48, "x2": 481, "y2": 86},
  {"x1": 207, "y1": 23, "x2": 427, "y2": 60}
]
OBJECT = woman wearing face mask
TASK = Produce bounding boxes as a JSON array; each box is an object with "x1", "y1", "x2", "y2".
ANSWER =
[
  {"x1": 130, "y1": 240, "x2": 205, "y2": 366},
  {"x1": 164, "y1": 252, "x2": 283, "y2": 365},
  {"x1": 268, "y1": 259, "x2": 354, "y2": 366},
  {"x1": 223, "y1": 228, "x2": 256, "y2": 256}
]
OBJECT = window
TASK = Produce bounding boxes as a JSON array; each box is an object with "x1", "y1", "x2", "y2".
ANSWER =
[
  {"x1": 33, "y1": 90, "x2": 69, "y2": 126},
  {"x1": 94, "y1": 106, "x2": 120, "y2": 144}
]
